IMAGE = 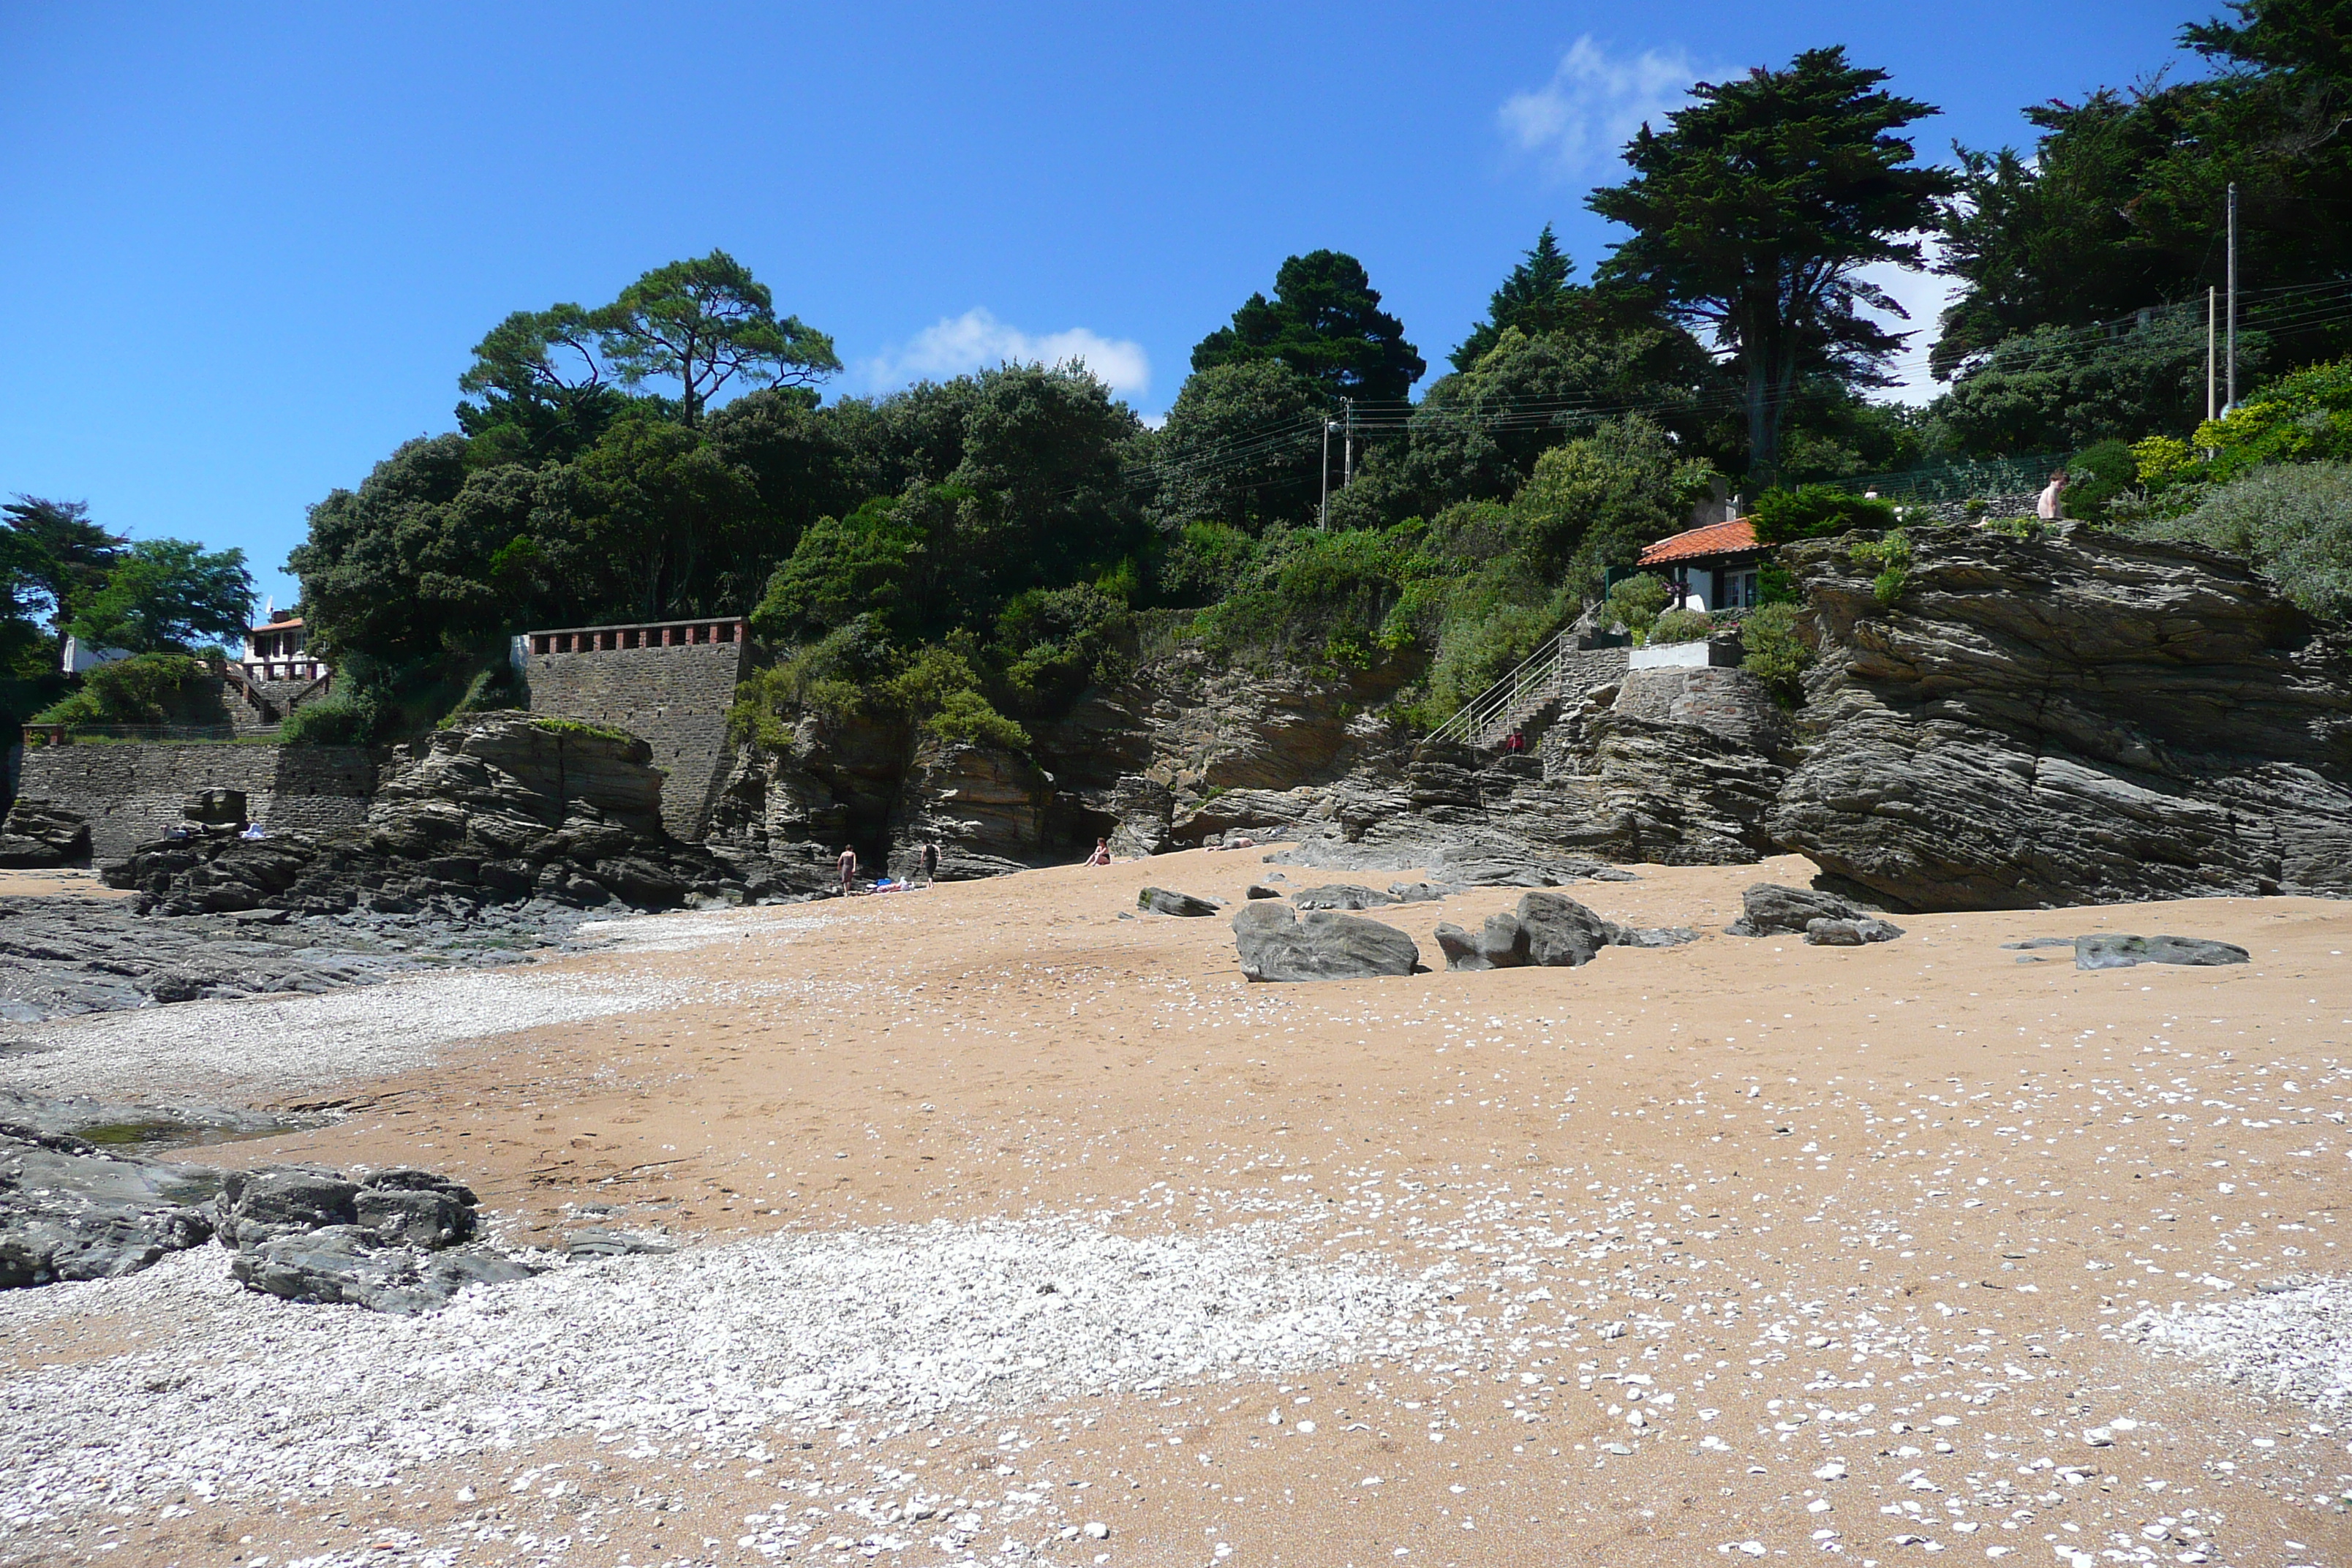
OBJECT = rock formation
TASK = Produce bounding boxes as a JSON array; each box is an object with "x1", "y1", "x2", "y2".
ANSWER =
[
  {"x1": 1231, "y1": 901, "x2": 1421, "y2": 982},
  {"x1": 107, "y1": 711, "x2": 765, "y2": 915},
  {"x1": 1768, "y1": 525, "x2": 2352, "y2": 910},
  {"x1": 215, "y1": 1164, "x2": 535, "y2": 1315},
  {"x1": 0, "y1": 1120, "x2": 217, "y2": 1287},
  {"x1": 0, "y1": 799, "x2": 91, "y2": 867},
  {"x1": 1433, "y1": 892, "x2": 1699, "y2": 972}
]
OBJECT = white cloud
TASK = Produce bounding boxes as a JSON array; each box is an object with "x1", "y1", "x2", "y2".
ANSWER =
[
  {"x1": 1499, "y1": 37, "x2": 1711, "y2": 177},
  {"x1": 1855, "y1": 241, "x2": 1963, "y2": 406},
  {"x1": 862, "y1": 309, "x2": 1150, "y2": 400}
]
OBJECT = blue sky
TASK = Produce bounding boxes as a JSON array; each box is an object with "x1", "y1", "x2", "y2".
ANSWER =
[{"x1": 1, "y1": 1, "x2": 2197, "y2": 610}]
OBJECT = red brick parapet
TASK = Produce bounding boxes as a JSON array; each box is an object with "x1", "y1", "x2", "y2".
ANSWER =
[{"x1": 524, "y1": 619, "x2": 748, "y2": 656}]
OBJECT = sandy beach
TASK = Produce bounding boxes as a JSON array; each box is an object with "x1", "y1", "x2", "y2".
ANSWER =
[{"x1": 4, "y1": 848, "x2": 2348, "y2": 1568}]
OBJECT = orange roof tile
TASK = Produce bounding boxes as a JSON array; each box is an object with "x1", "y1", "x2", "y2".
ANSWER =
[{"x1": 1637, "y1": 517, "x2": 1759, "y2": 566}]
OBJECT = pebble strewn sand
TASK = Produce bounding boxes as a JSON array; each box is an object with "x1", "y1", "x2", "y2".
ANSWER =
[{"x1": 4, "y1": 849, "x2": 2350, "y2": 1568}]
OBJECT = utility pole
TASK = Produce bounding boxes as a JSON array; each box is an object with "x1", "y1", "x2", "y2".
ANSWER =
[
  {"x1": 1319, "y1": 419, "x2": 1334, "y2": 529},
  {"x1": 2206, "y1": 286, "x2": 2217, "y2": 424},
  {"x1": 1342, "y1": 398, "x2": 1356, "y2": 489},
  {"x1": 2225, "y1": 181, "x2": 2239, "y2": 412}
]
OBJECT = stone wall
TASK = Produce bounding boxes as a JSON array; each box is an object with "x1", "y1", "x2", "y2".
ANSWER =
[
  {"x1": 520, "y1": 631, "x2": 750, "y2": 840},
  {"x1": 14, "y1": 743, "x2": 379, "y2": 860}
]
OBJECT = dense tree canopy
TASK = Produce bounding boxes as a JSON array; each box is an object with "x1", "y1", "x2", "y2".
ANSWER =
[
  {"x1": 1589, "y1": 47, "x2": 1956, "y2": 480},
  {"x1": 1191, "y1": 251, "x2": 1426, "y2": 405},
  {"x1": 1935, "y1": 1, "x2": 2352, "y2": 381}
]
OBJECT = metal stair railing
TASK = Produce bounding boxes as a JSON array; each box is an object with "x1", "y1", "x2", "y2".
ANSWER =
[{"x1": 1425, "y1": 629, "x2": 1570, "y2": 750}]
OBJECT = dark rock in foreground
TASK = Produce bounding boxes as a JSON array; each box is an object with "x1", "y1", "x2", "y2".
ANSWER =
[
  {"x1": 0, "y1": 1122, "x2": 219, "y2": 1287},
  {"x1": 1803, "y1": 916, "x2": 1907, "y2": 946},
  {"x1": 1769, "y1": 526, "x2": 2352, "y2": 911},
  {"x1": 230, "y1": 1228, "x2": 535, "y2": 1316},
  {"x1": 1138, "y1": 887, "x2": 1221, "y2": 917},
  {"x1": 216, "y1": 1161, "x2": 532, "y2": 1315},
  {"x1": 1434, "y1": 892, "x2": 1700, "y2": 972},
  {"x1": 2073, "y1": 934, "x2": 2251, "y2": 970},
  {"x1": 1727, "y1": 883, "x2": 1904, "y2": 943},
  {"x1": 1232, "y1": 901, "x2": 1420, "y2": 982}
]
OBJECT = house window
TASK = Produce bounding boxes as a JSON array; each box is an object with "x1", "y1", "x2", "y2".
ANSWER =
[{"x1": 1725, "y1": 569, "x2": 1760, "y2": 608}]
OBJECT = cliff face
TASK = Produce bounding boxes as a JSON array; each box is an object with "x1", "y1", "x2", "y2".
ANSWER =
[
  {"x1": 691, "y1": 525, "x2": 2352, "y2": 912},
  {"x1": 1768, "y1": 524, "x2": 2352, "y2": 910}
]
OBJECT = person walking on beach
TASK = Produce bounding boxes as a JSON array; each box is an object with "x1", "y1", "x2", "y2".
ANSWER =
[
  {"x1": 919, "y1": 841, "x2": 939, "y2": 888},
  {"x1": 837, "y1": 845, "x2": 858, "y2": 897}
]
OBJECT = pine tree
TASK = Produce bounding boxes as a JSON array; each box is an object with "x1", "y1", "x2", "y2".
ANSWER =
[{"x1": 1450, "y1": 225, "x2": 1579, "y2": 372}]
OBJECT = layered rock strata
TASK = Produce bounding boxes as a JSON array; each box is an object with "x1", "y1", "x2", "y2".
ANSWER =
[{"x1": 1768, "y1": 525, "x2": 2352, "y2": 910}]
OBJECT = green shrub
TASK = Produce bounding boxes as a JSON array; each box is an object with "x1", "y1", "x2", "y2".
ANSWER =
[
  {"x1": 2062, "y1": 440, "x2": 2138, "y2": 522},
  {"x1": 2190, "y1": 358, "x2": 2352, "y2": 480},
  {"x1": 1847, "y1": 529, "x2": 1913, "y2": 606},
  {"x1": 731, "y1": 619, "x2": 1039, "y2": 755},
  {"x1": 1602, "y1": 573, "x2": 1670, "y2": 641},
  {"x1": 1648, "y1": 607, "x2": 1714, "y2": 645},
  {"x1": 279, "y1": 694, "x2": 380, "y2": 746},
  {"x1": 923, "y1": 687, "x2": 1031, "y2": 751},
  {"x1": 2124, "y1": 462, "x2": 2352, "y2": 621},
  {"x1": 1194, "y1": 524, "x2": 1438, "y2": 670},
  {"x1": 1423, "y1": 595, "x2": 1564, "y2": 717},
  {"x1": 1158, "y1": 521, "x2": 1260, "y2": 606},
  {"x1": 995, "y1": 584, "x2": 1130, "y2": 710},
  {"x1": 1738, "y1": 600, "x2": 1813, "y2": 706},
  {"x1": 1751, "y1": 485, "x2": 1897, "y2": 546},
  {"x1": 445, "y1": 663, "x2": 521, "y2": 718},
  {"x1": 31, "y1": 653, "x2": 205, "y2": 728}
]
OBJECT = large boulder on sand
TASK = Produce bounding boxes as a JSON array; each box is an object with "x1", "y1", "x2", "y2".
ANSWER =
[
  {"x1": 1436, "y1": 892, "x2": 1701, "y2": 972},
  {"x1": 215, "y1": 1162, "x2": 528, "y2": 1316},
  {"x1": 1139, "y1": 887, "x2": 1221, "y2": 917},
  {"x1": 1726, "y1": 883, "x2": 1892, "y2": 938},
  {"x1": 1232, "y1": 900, "x2": 1419, "y2": 982}
]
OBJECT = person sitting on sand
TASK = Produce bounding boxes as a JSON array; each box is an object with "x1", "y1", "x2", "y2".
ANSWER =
[
  {"x1": 1085, "y1": 838, "x2": 1112, "y2": 867},
  {"x1": 837, "y1": 845, "x2": 858, "y2": 897}
]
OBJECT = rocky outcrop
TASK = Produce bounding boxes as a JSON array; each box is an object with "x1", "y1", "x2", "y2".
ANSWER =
[
  {"x1": 1433, "y1": 892, "x2": 1699, "y2": 971},
  {"x1": 1768, "y1": 526, "x2": 2352, "y2": 911},
  {"x1": 707, "y1": 711, "x2": 1060, "y2": 887},
  {"x1": 0, "y1": 800, "x2": 91, "y2": 867},
  {"x1": 1257, "y1": 837, "x2": 1635, "y2": 886},
  {"x1": 1138, "y1": 887, "x2": 1222, "y2": 917},
  {"x1": 1031, "y1": 651, "x2": 1416, "y2": 853},
  {"x1": 1231, "y1": 901, "x2": 1421, "y2": 982},
  {"x1": 216, "y1": 1164, "x2": 535, "y2": 1315},
  {"x1": 0, "y1": 1122, "x2": 219, "y2": 1287},
  {"x1": 1725, "y1": 883, "x2": 1901, "y2": 941},
  {"x1": 886, "y1": 736, "x2": 1054, "y2": 880},
  {"x1": 105, "y1": 712, "x2": 764, "y2": 915}
]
